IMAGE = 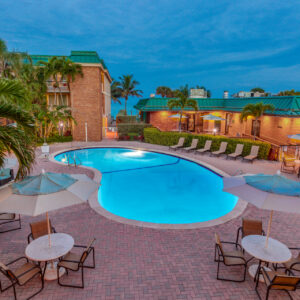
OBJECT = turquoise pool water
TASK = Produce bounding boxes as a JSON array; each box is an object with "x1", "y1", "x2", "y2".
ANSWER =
[{"x1": 55, "y1": 148, "x2": 238, "y2": 224}]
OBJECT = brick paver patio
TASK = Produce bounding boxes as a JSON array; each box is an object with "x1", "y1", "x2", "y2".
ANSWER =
[{"x1": 0, "y1": 140, "x2": 299, "y2": 300}]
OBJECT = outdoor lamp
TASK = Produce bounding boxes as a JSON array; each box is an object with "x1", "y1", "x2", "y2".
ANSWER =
[{"x1": 213, "y1": 128, "x2": 217, "y2": 135}]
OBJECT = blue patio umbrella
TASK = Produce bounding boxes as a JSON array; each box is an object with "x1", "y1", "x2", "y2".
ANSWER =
[
  {"x1": 223, "y1": 173, "x2": 300, "y2": 247},
  {"x1": 200, "y1": 114, "x2": 225, "y2": 121},
  {"x1": 168, "y1": 113, "x2": 187, "y2": 119},
  {"x1": 288, "y1": 134, "x2": 300, "y2": 140},
  {"x1": 0, "y1": 171, "x2": 99, "y2": 246}
]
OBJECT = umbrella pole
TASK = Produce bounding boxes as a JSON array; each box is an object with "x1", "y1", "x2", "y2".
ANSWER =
[
  {"x1": 265, "y1": 210, "x2": 273, "y2": 248},
  {"x1": 46, "y1": 212, "x2": 51, "y2": 247}
]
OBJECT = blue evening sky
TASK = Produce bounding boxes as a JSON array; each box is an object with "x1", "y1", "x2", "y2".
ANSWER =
[{"x1": 1, "y1": 1, "x2": 300, "y2": 117}]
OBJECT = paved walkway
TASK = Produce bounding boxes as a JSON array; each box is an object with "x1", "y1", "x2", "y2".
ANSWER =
[{"x1": 1, "y1": 140, "x2": 299, "y2": 300}]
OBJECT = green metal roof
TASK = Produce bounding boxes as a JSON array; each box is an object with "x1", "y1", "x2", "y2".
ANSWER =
[
  {"x1": 134, "y1": 96, "x2": 300, "y2": 116},
  {"x1": 27, "y1": 51, "x2": 107, "y2": 69}
]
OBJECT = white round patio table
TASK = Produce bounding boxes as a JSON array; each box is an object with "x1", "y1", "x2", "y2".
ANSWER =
[
  {"x1": 242, "y1": 235, "x2": 291, "y2": 282},
  {"x1": 25, "y1": 233, "x2": 74, "y2": 281}
]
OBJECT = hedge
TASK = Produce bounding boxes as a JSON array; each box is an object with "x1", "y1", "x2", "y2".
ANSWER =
[
  {"x1": 36, "y1": 135, "x2": 73, "y2": 146},
  {"x1": 117, "y1": 123, "x2": 152, "y2": 136},
  {"x1": 144, "y1": 128, "x2": 271, "y2": 160},
  {"x1": 116, "y1": 115, "x2": 137, "y2": 124}
]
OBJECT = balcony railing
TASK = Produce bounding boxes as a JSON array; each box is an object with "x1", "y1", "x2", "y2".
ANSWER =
[{"x1": 46, "y1": 80, "x2": 69, "y2": 93}]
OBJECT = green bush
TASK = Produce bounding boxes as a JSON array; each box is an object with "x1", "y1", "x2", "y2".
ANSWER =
[
  {"x1": 116, "y1": 115, "x2": 137, "y2": 123},
  {"x1": 36, "y1": 135, "x2": 73, "y2": 146},
  {"x1": 117, "y1": 123, "x2": 152, "y2": 136},
  {"x1": 144, "y1": 128, "x2": 271, "y2": 160}
]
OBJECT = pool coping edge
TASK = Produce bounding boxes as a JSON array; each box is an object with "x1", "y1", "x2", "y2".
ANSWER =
[{"x1": 50, "y1": 144, "x2": 247, "y2": 229}]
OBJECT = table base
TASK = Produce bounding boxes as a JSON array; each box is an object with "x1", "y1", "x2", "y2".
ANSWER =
[
  {"x1": 44, "y1": 262, "x2": 65, "y2": 281},
  {"x1": 248, "y1": 264, "x2": 271, "y2": 283}
]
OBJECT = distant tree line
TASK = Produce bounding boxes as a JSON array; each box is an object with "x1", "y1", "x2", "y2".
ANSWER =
[{"x1": 156, "y1": 84, "x2": 211, "y2": 98}]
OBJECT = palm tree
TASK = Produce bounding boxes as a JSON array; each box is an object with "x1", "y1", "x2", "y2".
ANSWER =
[
  {"x1": 0, "y1": 78, "x2": 36, "y2": 179},
  {"x1": 156, "y1": 86, "x2": 173, "y2": 98},
  {"x1": 167, "y1": 91, "x2": 198, "y2": 132},
  {"x1": 115, "y1": 74, "x2": 143, "y2": 115},
  {"x1": 111, "y1": 79, "x2": 122, "y2": 104},
  {"x1": 240, "y1": 102, "x2": 275, "y2": 138}
]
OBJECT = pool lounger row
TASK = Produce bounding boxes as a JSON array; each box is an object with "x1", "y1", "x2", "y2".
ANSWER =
[{"x1": 169, "y1": 138, "x2": 259, "y2": 162}]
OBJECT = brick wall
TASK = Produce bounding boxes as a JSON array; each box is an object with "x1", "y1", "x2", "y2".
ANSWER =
[
  {"x1": 70, "y1": 66, "x2": 103, "y2": 141},
  {"x1": 147, "y1": 110, "x2": 300, "y2": 144}
]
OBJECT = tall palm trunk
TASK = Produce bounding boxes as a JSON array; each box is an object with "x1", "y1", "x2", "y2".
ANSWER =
[
  {"x1": 253, "y1": 117, "x2": 259, "y2": 139},
  {"x1": 179, "y1": 110, "x2": 183, "y2": 132},
  {"x1": 125, "y1": 96, "x2": 128, "y2": 115}
]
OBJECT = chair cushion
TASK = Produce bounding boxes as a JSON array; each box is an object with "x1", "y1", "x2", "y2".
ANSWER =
[
  {"x1": 0, "y1": 213, "x2": 15, "y2": 220},
  {"x1": 58, "y1": 252, "x2": 81, "y2": 271},
  {"x1": 14, "y1": 262, "x2": 40, "y2": 285},
  {"x1": 223, "y1": 250, "x2": 245, "y2": 265}
]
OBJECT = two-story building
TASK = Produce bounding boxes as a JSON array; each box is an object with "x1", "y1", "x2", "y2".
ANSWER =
[{"x1": 30, "y1": 51, "x2": 112, "y2": 141}]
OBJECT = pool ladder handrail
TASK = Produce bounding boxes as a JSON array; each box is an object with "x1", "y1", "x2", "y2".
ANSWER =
[{"x1": 66, "y1": 154, "x2": 81, "y2": 167}]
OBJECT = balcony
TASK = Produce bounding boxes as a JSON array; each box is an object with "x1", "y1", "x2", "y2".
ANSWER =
[{"x1": 46, "y1": 80, "x2": 69, "y2": 93}]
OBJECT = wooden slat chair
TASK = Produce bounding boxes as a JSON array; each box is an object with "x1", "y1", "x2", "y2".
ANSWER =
[
  {"x1": 0, "y1": 213, "x2": 21, "y2": 234},
  {"x1": 57, "y1": 238, "x2": 96, "y2": 288},
  {"x1": 0, "y1": 257, "x2": 43, "y2": 300},
  {"x1": 255, "y1": 267, "x2": 300, "y2": 300},
  {"x1": 236, "y1": 218, "x2": 265, "y2": 245},
  {"x1": 27, "y1": 219, "x2": 56, "y2": 244},
  {"x1": 214, "y1": 233, "x2": 249, "y2": 282}
]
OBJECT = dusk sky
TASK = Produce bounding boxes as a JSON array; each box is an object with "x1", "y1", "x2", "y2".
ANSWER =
[{"x1": 1, "y1": 1, "x2": 300, "y2": 116}]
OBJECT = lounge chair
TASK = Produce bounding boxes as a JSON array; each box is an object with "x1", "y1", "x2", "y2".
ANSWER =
[
  {"x1": 57, "y1": 238, "x2": 96, "y2": 288},
  {"x1": 169, "y1": 137, "x2": 185, "y2": 151},
  {"x1": 0, "y1": 168, "x2": 14, "y2": 186},
  {"x1": 0, "y1": 213, "x2": 21, "y2": 234},
  {"x1": 214, "y1": 233, "x2": 248, "y2": 282},
  {"x1": 182, "y1": 139, "x2": 198, "y2": 152},
  {"x1": 210, "y1": 142, "x2": 228, "y2": 157},
  {"x1": 195, "y1": 140, "x2": 212, "y2": 154},
  {"x1": 281, "y1": 157, "x2": 296, "y2": 174},
  {"x1": 236, "y1": 218, "x2": 264, "y2": 245},
  {"x1": 0, "y1": 257, "x2": 44, "y2": 300},
  {"x1": 243, "y1": 145, "x2": 259, "y2": 162},
  {"x1": 255, "y1": 267, "x2": 300, "y2": 300},
  {"x1": 27, "y1": 219, "x2": 56, "y2": 244},
  {"x1": 227, "y1": 144, "x2": 244, "y2": 160}
]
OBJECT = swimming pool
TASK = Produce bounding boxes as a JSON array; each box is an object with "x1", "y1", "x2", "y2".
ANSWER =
[{"x1": 55, "y1": 148, "x2": 238, "y2": 224}]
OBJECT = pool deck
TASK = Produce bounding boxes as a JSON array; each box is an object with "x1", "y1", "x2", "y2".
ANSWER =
[{"x1": 1, "y1": 140, "x2": 299, "y2": 300}]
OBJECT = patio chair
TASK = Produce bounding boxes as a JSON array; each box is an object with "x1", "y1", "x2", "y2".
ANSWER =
[
  {"x1": 227, "y1": 144, "x2": 244, "y2": 160},
  {"x1": 169, "y1": 137, "x2": 185, "y2": 151},
  {"x1": 281, "y1": 157, "x2": 296, "y2": 174},
  {"x1": 0, "y1": 213, "x2": 21, "y2": 234},
  {"x1": 27, "y1": 219, "x2": 56, "y2": 244},
  {"x1": 214, "y1": 233, "x2": 248, "y2": 282},
  {"x1": 275, "y1": 247, "x2": 300, "y2": 276},
  {"x1": 195, "y1": 140, "x2": 212, "y2": 154},
  {"x1": 236, "y1": 218, "x2": 265, "y2": 245},
  {"x1": 210, "y1": 142, "x2": 228, "y2": 157},
  {"x1": 0, "y1": 168, "x2": 14, "y2": 186},
  {"x1": 182, "y1": 138, "x2": 198, "y2": 152},
  {"x1": 255, "y1": 267, "x2": 300, "y2": 300},
  {"x1": 0, "y1": 257, "x2": 44, "y2": 300},
  {"x1": 57, "y1": 238, "x2": 96, "y2": 288},
  {"x1": 243, "y1": 145, "x2": 259, "y2": 163}
]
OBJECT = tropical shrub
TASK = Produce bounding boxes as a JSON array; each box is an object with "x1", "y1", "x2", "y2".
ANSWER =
[
  {"x1": 117, "y1": 123, "x2": 151, "y2": 136},
  {"x1": 144, "y1": 128, "x2": 271, "y2": 159},
  {"x1": 116, "y1": 115, "x2": 137, "y2": 124}
]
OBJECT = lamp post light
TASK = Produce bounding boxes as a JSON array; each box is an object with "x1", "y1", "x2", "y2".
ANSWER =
[
  {"x1": 213, "y1": 128, "x2": 217, "y2": 136},
  {"x1": 59, "y1": 122, "x2": 64, "y2": 136}
]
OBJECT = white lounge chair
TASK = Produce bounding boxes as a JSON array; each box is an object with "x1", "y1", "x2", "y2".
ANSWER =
[
  {"x1": 195, "y1": 140, "x2": 212, "y2": 154},
  {"x1": 243, "y1": 145, "x2": 259, "y2": 163},
  {"x1": 182, "y1": 139, "x2": 198, "y2": 152},
  {"x1": 210, "y1": 142, "x2": 228, "y2": 157},
  {"x1": 227, "y1": 144, "x2": 244, "y2": 160},
  {"x1": 40, "y1": 144, "x2": 50, "y2": 159},
  {"x1": 169, "y1": 137, "x2": 185, "y2": 151}
]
